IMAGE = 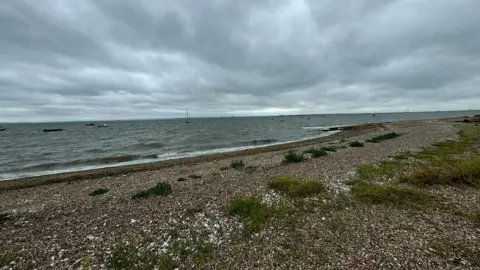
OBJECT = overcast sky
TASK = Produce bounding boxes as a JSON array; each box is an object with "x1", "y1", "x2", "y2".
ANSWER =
[{"x1": 1, "y1": 0, "x2": 480, "y2": 122}]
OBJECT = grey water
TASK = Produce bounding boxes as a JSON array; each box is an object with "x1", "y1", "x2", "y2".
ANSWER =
[{"x1": 0, "y1": 111, "x2": 478, "y2": 180}]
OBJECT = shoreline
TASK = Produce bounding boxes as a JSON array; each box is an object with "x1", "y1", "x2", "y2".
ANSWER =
[
  {"x1": 0, "y1": 122, "x2": 384, "y2": 191},
  {"x1": 0, "y1": 116, "x2": 466, "y2": 191}
]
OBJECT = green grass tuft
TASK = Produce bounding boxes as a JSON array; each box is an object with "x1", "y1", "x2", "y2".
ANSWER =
[
  {"x1": 357, "y1": 161, "x2": 401, "y2": 181},
  {"x1": 351, "y1": 184, "x2": 432, "y2": 209},
  {"x1": 132, "y1": 182, "x2": 172, "y2": 199},
  {"x1": 269, "y1": 177, "x2": 325, "y2": 197},
  {"x1": 229, "y1": 197, "x2": 268, "y2": 236},
  {"x1": 230, "y1": 160, "x2": 245, "y2": 169},
  {"x1": 304, "y1": 148, "x2": 328, "y2": 158},
  {"x1": 402, "y1": 157, "x2": 480, "y2": 187},
  {"x1": 282, "y1": 151, "x2": 307, "y2": 164},
  {"x1": 88, "y1": 188, "x2": 109, "y2": 196},
  {"x1": 349, "y1": 141, "x2": 364, "y2": 147},
  {"x1": 366, "y1": 132, "x2": 401, "y2": 143}
]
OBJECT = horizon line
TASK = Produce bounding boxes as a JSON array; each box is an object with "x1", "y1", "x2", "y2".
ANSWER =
[{"x1": 1, "y1": 109, "x2": 479, "y2": 124}]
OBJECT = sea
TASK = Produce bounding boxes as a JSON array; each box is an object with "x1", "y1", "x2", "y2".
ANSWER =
[{"x1": 0, "y1": 111, "x2": 478, "y2": 180}]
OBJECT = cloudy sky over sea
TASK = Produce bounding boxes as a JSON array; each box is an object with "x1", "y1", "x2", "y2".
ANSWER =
[{"x1": 1, "y1": 0, "x2": 479, "y2": 122}]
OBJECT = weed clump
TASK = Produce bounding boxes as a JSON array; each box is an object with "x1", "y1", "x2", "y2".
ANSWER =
[
  {"x1": 269, "y1": 177, "x2": 325, "y2": 197},
  {"x1": 189, "y1": 175, "x2": 202, "y2": 179},
  {"x1": 403, "y1": 157, "x2": 480, "y2": 187},
  {"x1": 349, "y1": 141, "x2": 364, "y2": 147},
  {"x1": 351, "y1": 184, "x2": 432, "y2": 209},
  {"x1": 320, "y1": 147, "x2": 337, "y2": 152},
  {"x1": 366, "y1": 132, "x2": 401, "y2": 143},
  {"x1": 230, "y1": 160, "x2": 245, "y2": 169},
  {"x1": 88, "y1": 188, "x2": 109, "y2": 196},
  {"x1": 176, "y1": 177, "x2": 187, "y2": 182},
  {"x1": 304, "y1": 148, "x2": 328, "y2": 158},
  {"x1": 357, "y1": 162, "x2": 401, "y2": 181},
  {"x1": 282, "y1": 151, "x2": 307, "y2": 164},
  {"x1": 107, "y1": 242, "x2": 175, "y2": 270},
  {"x1": 229, "y1": 197, "x2": 268, "y2": 236},
  {"x1": 132, "y1": 182, "x2": 172, "y2": 199}
]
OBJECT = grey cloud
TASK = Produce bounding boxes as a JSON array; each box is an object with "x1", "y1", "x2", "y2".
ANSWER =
[{"x1": 1, "y1": 0, "x2": 480, "y2": 122}]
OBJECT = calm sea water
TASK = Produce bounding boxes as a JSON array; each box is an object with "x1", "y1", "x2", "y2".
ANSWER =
[{"x1": 0, "y1": 111, "x2": 477, "y2": 180}]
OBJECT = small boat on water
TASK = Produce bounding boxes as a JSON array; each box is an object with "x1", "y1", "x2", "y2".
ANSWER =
[
  {"x1": 43, "y1": 129, "x2": 63, "y2": 132},
  {"x1": 0, "y1": 126, "x2": 5, "y2": 131},
  {"x1": 86, "y1": 123, "x2": 95, "y2": 126},
  {"x1": 98, "y1": 123, "x2": 109, "y2": 128}
]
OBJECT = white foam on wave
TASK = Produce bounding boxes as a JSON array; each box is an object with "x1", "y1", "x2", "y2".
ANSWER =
[{"x1": 0, "y1": 130, "x2": 341, "y2": 181}]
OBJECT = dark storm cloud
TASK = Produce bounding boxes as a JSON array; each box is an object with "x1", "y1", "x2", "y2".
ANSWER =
[{"x1": 1, "y1": 0, "x2": 480, "y2": 122}]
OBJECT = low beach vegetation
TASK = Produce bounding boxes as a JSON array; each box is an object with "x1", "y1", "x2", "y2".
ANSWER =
[
  {"x1": 366, "y1": 132, "x2": 401, "y2": 143},
  {"x1": 349, "y1": 141, "x2": 364, "y2": 147},
  {"x1": 269, "y1": 177, "x2": 325, "y2": 198},
  {"x1": 107, "y1": 242, "x2": 175, "y2": 270},
  {"x1": 357, "y1": 161, "x2": 402, "y2": 182},
  {"x1": 189, "y1": 174, "x2": 202, "y2": 179},
  {"x1": 304, "y1": 148, "x2": 328, "y2": 158},
  {"x1": 229, "y1": 197, "x2": 269, "y2": 236},
  {"x1": 282, "y1": 151, "x2": 307, "y2": 164},
  {"x1": 228, "y1": 196, "x2": 297, "y2": 236},
  {"x1": 351, "y1": 184, "x2": 432, "y2": 209},
  {"x1": 230, "y1": 160, "x2": 245, "y2": 169},
  {"x1": 402, "y1": 157, "x2": 480, "y2": 187},
  {"x1": 132, "y1": 182, "x2": 172, "y2": 199},
  {"x1": 88, "y1": 188, "x2": 109, "y2": 196}
]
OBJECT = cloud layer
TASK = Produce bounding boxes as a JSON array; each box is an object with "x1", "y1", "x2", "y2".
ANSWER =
[{"x1": 1, "y1": 0, "x2": 480, "y2": 122}]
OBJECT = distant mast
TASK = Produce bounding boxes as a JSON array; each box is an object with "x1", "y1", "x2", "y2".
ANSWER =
[{"x1": 185, "y1": 108, "x2": 190, "y2": 123}]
